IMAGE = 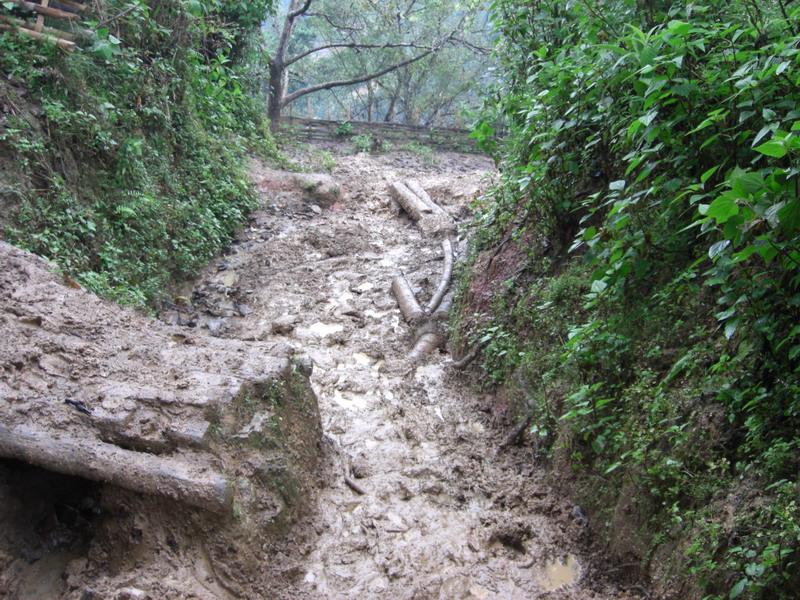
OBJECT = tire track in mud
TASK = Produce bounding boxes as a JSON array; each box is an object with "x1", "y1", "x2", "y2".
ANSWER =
[{"x1": 188, "y1": 147, "x2": 644, "y2": 599}]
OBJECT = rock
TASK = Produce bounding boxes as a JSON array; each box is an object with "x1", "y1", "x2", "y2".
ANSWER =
[
  {"x1": 292, "y1": 173, "x2": 341, "y2": 208},
  {"x1": 271, "y1": 314, "x2": 298, "y2": 334},
  {"x1": 206, "y1": 318, "x2": 227, "y2": 334},
  {"x1": 115, "y1": 587, "x2": 148, "y2": 600}
]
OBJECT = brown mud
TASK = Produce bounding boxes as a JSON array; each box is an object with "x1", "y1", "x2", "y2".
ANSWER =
[
  {"x1": 167, "y1": 145, "x2": 645, "y2": 599},
  {"x1": 1, "y1": 143, "x2": 647, "y2": 599}
]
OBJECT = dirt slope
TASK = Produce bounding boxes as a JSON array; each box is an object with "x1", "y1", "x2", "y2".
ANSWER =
[
  {"x1": 0, "y1": 243, "x2": 321, "y2": 599},
  {"x1": 173, "y1": 145, "x2": 645, "y2": 599}
]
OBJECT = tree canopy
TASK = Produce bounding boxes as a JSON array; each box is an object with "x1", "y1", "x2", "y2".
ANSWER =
[{"x1": 265, "y1": 0, "x2": 492, "y2": 125}]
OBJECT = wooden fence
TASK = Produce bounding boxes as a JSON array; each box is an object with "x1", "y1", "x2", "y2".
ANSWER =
[
  {"x1": 279, "y1": 117, "x2": 479, "y2": 153},
  {"x1": 0, "y1": 1, "x2": 88, "y2": 51}
]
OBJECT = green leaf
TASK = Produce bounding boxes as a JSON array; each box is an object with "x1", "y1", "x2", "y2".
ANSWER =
[
  {"x1": 701, "y1": 165, "x2": 720, "y2": 184},
  {"x1": 724, "y1": 318, "x2": 740, "y2": 340},
  {"x1": 729, "y1": 168, "x2": 764, "y2": 195},
  {"x1": 667, "y1": 20, "x2": 691, "y2": 36},
  {"x1": 706, "y1": 194, "x2": 739, "y2": 224},
  {"x1": 729, "y1": 578, "x2": 748, "y2": 599},
  {"x1": 709, "y1": 239, "x2": 731, "y2": 260},
  {"x1": 639, "y1": 110, "x2": 658, "y2": 127},
  {"x1": 754, "y1": 140, "x2": 788, "y2": 158},
  {"x1": 591, "y1": 280, "x2": 608, "y2": 294},
  {"x1": 778, "y1": 200, "x2": 800, "y2": 230},
  {"x1": 609, "y1": 180, "x2": 626, "y2": 191}
]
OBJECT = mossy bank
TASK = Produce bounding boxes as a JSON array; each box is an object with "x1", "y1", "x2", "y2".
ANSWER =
[
  {"x1": 0, "y1": 0, "x2": 278, "y2": 307},
  {"x1": 457, "y1": 1, "x2": 800, "y2": 598}
]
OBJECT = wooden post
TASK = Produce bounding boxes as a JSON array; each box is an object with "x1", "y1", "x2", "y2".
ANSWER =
[{"x1": 35, "y1": 0, "x2": 49, "y2": 33}]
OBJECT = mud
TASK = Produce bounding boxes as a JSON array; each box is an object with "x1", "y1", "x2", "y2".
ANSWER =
[
  {"x1": 167, "y1": 145, "x2": 645, "y2": 599},
  {"x1": 1, "y1": 143, "x2": 646, "y2": 598}
]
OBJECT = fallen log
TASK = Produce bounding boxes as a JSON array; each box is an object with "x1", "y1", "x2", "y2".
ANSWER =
[
  {"x1": 406, "y1": 180, "x2": 447, "y2": 217},
  {"x1": 390, "y1": 181, "x2": 432, "y2": 222},
  {"x1": 391, "y1": 273, "x2": 425, "y2": 324},
  {"x1": 0, "y1": 424, "x2": 232, "y2": 513},
  {"x1": 408, "y1": 331, "x2": 443, "y2": 364},
  {"x1": 426, "y1": 239, "x2": 454, "y2": 314}
]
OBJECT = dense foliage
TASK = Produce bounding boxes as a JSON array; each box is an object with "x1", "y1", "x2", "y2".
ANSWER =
[
  {"x1": 463, "y1": 1, "x2": 800, "y2": 597},
  {"x1": 0, "y1": 0, "x2": 277, "y2": 306}
]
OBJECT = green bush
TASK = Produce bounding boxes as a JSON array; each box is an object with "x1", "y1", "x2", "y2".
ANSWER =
[
  {"x1": 0, "y1": 0, "x2": 278, "y2": 307},
  {"x1": 352, "y1": 133, "x2": 373, "y2": 153},
  {"x1": 462, "y1": 1, "x2": 800, "y2": 596}
]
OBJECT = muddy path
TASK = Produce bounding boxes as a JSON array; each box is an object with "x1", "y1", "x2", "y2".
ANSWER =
[{"x1": 176, "y1": 145, "x2": 644, "y2": 599}]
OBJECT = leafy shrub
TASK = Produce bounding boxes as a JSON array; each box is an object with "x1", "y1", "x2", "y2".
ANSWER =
[
  {"x1": 461, "y1": 1, "x2": 800, "y2": 596},
  {"x1": 352, "y1": 133, "x2": 373, "y2": 153},
  {"x1": 0, "y1": 0, "x2": 278, "y2": 307},
  {"x1": 335, "y1": 121, "x2": 354, "y2": 137}
]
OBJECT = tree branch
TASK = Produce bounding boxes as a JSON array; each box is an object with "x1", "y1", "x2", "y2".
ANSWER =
[
  {"x1": 282, "y1": 45, "x2": 438, "y2": 107},
  {"x1": 285, "y1": 41, "x2": 434, "y2": 67},
  {"x1": 305, "y1": 11, "x2": 363, "y2": 32},
  {"x1": 288, "y1": 0, "x2": 314, "y2": 19}
]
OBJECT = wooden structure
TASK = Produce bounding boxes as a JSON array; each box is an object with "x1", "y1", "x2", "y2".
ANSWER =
[
  {"x1": 0, "y1": 1, "x2": 88, "y2": 51},
  {"x1": 280, "y1": 116, "x2": 479, "y2": 153}
]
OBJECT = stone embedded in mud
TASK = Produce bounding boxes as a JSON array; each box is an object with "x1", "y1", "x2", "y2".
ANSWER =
[
  {"x1": 271, "y1": 314, "x2": 299, "y2": 334},
  {"x1": 292, "y1": 173, "x2": 341, "y2": 208},
  {"x1": 115, "y1": 587, "x2": 148, "y2": 600}
]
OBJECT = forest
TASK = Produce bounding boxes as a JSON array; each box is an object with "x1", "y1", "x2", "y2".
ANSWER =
[{"x1": 0, "y1": 0, "x2": 798, "y2": 599}]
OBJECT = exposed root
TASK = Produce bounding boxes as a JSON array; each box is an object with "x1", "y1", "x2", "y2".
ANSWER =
[
  {"x1": 499, "y1": 414, "x2": 533, "y2": 450},
  {"x1": 425, "y1": 239, "x2": 454, "y2": 314},
  {"x1": 391, "y1": 273, "x2": 425, "y2": 324},
  {"x1": 450, "y1": 341, "x2": 486, "y2": 369},
  {"x1": 344, "y1": 475, "x2": 367, "y2": 496}
]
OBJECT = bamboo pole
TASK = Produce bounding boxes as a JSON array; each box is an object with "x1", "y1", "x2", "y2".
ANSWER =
[
  {"x1": 0, "y1": 15, "x2": 80, "y2": 41},
  {"x1": 51, "y1": 0, "x2": 87, "y2": 12},
  {"x1": 0, "y1": 21, "x2": 76, "y2": 50},
  {"x1": 13, "y1": 0, "x2": 79, "y2": 21}
]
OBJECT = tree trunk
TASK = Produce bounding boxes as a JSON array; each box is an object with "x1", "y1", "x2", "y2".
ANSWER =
[
  {"x1": 267, "y1": 59, "x2": 284, "y2": 129},
  {"x1": 367, "y1": 81, "x2": 374, "y2": 122}
]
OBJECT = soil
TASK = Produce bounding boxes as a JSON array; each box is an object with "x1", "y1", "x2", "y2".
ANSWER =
[
  {"x1": 163, "y1": 144, "x2": 646, "y2": 599},
  {"x1": 0, "y1": 143, "x2": 647, "y2": 598}
]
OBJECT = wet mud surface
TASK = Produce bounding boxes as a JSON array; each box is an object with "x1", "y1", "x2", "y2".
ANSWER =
[
  {"x1": 0, "y1": 144, "x2": 647, "y2": 599},
  {"x1": 174, "y1": 146, "x2": 645, "y2": 599}
]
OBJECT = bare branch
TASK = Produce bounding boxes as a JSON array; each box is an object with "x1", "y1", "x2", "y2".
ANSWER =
[
  {"x1": 305, "y1": 11, "x2": 363, "y2": 32},
  {"x1": 285, "y1": 41, "x2": 435, "y2": 67},
  {"x1": 282, "y1": 45, "x2": 439, "y2": 107},
  {"x1": 288, "y1": 0, "x2": 314, "y2": 19}
]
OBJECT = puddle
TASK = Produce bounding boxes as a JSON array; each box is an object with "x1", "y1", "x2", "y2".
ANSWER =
[{"x1": 535, "y1": 555, "x2": 581, "y2": 591}]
